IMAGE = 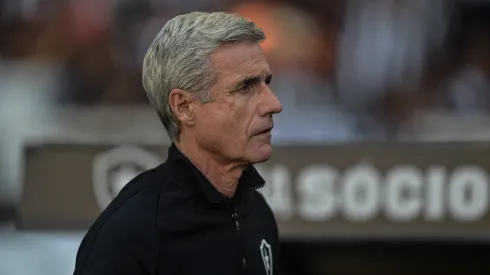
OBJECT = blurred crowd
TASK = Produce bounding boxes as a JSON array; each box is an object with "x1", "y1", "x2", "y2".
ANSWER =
[
  {"x1": 1, "y1": 0, "x2": 490, "y2": 210},
  {"x1": 1, "y1": 0, "x2": 489, "y2": 134}
]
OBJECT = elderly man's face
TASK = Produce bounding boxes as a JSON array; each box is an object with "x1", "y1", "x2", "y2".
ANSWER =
[{"x1": 193, "y1": 42, "x2": 282, "y2": 164}]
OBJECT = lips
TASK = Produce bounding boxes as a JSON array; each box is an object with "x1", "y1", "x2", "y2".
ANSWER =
[{"x1": 255, "y1": 126, "x2": 273, "y2": 136}]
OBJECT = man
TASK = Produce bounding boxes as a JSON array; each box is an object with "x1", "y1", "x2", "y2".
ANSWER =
[{"x1": 73, "y1": 11, "x2": 283, "y2": 275}]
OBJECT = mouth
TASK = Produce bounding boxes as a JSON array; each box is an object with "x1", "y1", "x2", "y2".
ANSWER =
[{"x1": 255, "y1": 126, "x2": 273, "y2": 136}]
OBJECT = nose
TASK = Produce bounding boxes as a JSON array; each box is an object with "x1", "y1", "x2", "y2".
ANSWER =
[{"x1": 258, "y1": 85, "x2": 282, "y2": 117}]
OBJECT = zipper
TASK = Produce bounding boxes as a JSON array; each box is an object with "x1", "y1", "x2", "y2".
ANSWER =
[{"x1": 232, "y1": 203, "x2": 247, "y2": 271}]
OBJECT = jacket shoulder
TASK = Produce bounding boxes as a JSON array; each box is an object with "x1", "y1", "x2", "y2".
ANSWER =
[
  {"x1": 73, "y1": 167, "x2": 168, "y2": 274},
  {"x1": 252, "y1": 189, "x2": 273, "y2": 212}
]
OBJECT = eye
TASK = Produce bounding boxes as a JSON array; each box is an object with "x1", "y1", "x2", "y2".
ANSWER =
[
  {"x1": 265, "y1": 75, "x2": 272, "y2": 85},
  {"x1": 240, "y1": 83, "x2": 254, "y2": 93}
]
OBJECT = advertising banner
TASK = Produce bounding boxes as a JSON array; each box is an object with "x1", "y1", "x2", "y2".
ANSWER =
[{"x1": 18, "y1": 142, "x2": 490, "y2": 240}]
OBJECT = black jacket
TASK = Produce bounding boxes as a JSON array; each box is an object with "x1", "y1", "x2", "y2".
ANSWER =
[{"x1": 73, "y1": 144, "x2": 281, "y2": 275}]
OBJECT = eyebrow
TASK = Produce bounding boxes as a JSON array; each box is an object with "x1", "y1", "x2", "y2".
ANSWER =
[{"x1": 230, "y1": 71, "x2": 272, "y2": 92}]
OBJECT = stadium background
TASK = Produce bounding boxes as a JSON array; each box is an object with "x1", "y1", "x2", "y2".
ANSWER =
[{"x1": 1, "y1": 0, "x2": 490, "y2": 274}]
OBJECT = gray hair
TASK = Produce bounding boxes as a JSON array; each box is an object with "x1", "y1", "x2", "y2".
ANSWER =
[{"x1": 142, "y1": 12, "x2": 266, "y2": 142}]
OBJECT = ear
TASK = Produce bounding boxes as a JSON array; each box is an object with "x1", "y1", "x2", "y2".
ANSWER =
[{"x1": 168, "y1": 89, "x2": 196, "y2": 126}]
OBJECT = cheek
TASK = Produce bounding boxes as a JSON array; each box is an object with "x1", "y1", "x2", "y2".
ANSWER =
[
  {"x1": 195, "y1": 107, "x2": 237, "y2": 140},
  {"x1": 215, "y1": 100, "x2": 250, "y2": 136},
  {"x1": 197, "y1": 110, "x2": 223, "y2": 132},
  {"x1": 231, "y1": 98, "x2": 258, "y2": 134},
  {"x1": 195, "y1": 100, "x2": 252, "y2": 146},
  {"x1": 232, "y1": 107, "x2": 258, "y2": 142}
]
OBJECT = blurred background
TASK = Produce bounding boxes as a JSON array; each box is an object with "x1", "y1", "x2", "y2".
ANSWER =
[{"x1": 1, "y1": 0, "x2": 490, "y2": 274}]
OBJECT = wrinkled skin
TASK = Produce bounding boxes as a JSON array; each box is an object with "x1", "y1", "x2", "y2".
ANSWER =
[{"x1": 169, "y1": 41, "x2": 282, "y2": 197}]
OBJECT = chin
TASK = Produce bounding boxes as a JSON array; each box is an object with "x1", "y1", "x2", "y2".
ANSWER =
[{"x1": 247, "y1": 143, "x2": 273, "y2": 164}]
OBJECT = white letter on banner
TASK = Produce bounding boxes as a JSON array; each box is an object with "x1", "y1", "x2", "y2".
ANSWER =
[
  {"x1": 425, "y1": 166, "x2": 446, "y2": 221},
  {"x1": 385, "y1": 165, "x2": 422, "y2": 222},
  {"x1": 297, "y1": 165, "x2": 338, "y2": 221},
  {"x1": 449, "y1": 166, "x2": 489, "y2": 222},
  {"x1": 342, "y1": 164, "x2": 380, "y2": 222}
]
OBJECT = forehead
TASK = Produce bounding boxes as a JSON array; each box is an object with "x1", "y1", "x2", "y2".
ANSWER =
[{"x1": 210, "y1": 42, "x2": 270, "y2": 84}]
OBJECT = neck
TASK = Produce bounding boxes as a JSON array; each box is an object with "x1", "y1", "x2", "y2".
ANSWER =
[{"x1": 175, "y1": 138, "x2": 246, "y2": 198}]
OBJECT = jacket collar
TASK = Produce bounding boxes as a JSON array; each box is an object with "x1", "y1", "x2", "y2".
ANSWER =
[{"x1": 165, "y1": 143, "x2": 265, "y2": 203}]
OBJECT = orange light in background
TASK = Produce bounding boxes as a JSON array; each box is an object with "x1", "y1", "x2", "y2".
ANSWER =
[
  {"x1": 230, "y1": 2, "x2": 330, "y2": 74},
  {"x1": 228, "y1": 2, "x2": 282, "y2": 54}
]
